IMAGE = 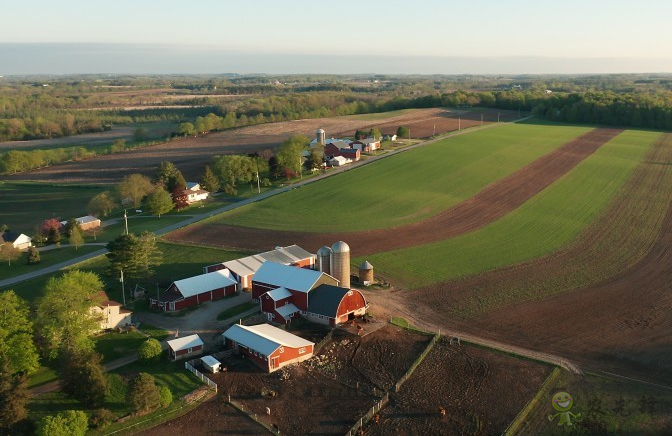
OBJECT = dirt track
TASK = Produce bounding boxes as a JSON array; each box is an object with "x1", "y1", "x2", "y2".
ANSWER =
[
  {"x1": 3, "y1": 108, "x2": 517, "y2": 184},
  {"x1": 166, "y1": 128, "x2": 622, "y2": 255}
]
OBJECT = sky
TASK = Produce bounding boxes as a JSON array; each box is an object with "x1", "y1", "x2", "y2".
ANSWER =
[{"x1": 1, "y1": 0, "x2": 671, "y2": 75}]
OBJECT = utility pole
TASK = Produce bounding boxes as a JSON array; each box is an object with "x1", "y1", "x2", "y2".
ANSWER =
[
  {"x1": 433, "y1": 124, "x2": 436, "y2": 137},
  {"x1": 256, "y1": 171, "x2": 261, "y2": 194},
  {"x1": 124, "y1": 209, "x2": 129, "y2": 235},
  {"x1": 498, "y1": 112, "x2": 501, "y2": 123},
  {"x1": 298, "y1": 157, "x2": 302, "y2": 180},
  {"x1": 458, "y1": 118, "x2": 461, "y2": 131},
  {"x1": 120, "y1": 269, "x2": 126, "y2": 306},
  {"x1": 481, "y1": 114, "x2": 483, "y2": 127}
]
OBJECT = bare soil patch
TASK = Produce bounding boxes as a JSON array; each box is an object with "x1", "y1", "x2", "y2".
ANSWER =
[
  {"x1": 166, "y1": 128, "x2": 621, "y2": 256},
  {"x1": 364, "y1": 339, "x2": 552, "y2": 436},
  {"x1": 2, "y1": 108, "x2": 517, "y2": 184}
]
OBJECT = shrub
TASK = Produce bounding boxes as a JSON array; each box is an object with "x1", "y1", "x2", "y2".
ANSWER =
[
  {"x1": 158, "y1": 385, "x2": 173, "y2": 408},
  {"x1": 89, "y1": 408, "x2": 115, "y2": 429}
]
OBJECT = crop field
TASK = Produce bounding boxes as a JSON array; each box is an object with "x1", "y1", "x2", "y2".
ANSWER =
[
  {"x1": 2, "y1": 108, "x2": 519, "y2": 184},
  {"x1": 361, "y1": 128, "x2": 656, "y2": 288},
  {"x1": 212, "y1": 123, "x2": 591, "y2": 232}
]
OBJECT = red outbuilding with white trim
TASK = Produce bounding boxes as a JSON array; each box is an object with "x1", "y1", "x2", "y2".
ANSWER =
[
  {"x1": 167, "y1": 334, "x2": 204, "y2": 361},
  {"x1": 150, "y1": 270, "x2": 237, "y2": 312}
]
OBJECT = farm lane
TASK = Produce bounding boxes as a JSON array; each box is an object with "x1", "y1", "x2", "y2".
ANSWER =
[
  {"x1": 166, "y1": 126, "x2": 621, "y2": 256},
  {"x1": 2, "y1": 115, "x2": 526, "y2": 289}
]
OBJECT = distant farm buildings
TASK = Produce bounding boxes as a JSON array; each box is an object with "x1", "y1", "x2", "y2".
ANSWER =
[
  {"x1": 182, "y1": 182, "x2": 210, "y2": 204},
  {"x1": 0, "y1": 231, "x2": 32, "y2": 250},
  {"x1": 60, "y1": 215, "x2": 101, "y2": 231},
  {"x1": 310, "y1": 128, "x2": 381, "y2": 167},
  {"x1": 222, "y1": 323, "x2": 314, "y2": 373}
]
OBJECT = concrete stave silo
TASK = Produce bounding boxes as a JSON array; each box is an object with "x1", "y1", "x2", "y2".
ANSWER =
[
  {"x1": 316, "y1": 128, "x2": 326, "y2": 146},
  {"x1": 330, "y1": 241, "x2": 351, "y2": 288},
  {"x1": 317, "y1": 246, "x2": 332, "y2": 275},
  {"x1": 359, "y1": 261, "x2": 373, "y2": 285}
]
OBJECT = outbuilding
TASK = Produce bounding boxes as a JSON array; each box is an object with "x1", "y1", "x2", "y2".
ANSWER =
[
  {"x1": 0, "y1": 231, "x2": 32, "y2": 250},
  {"x1": 167, "y1": 334, "x2": 204, "y2": 361},
  {"x1": 150, "y1": 270, "x2": 237, "y2": 312},
  {"x1": 222, "y1": 323, "x2": 314, "y2": 372},
  {"x1": 304, "y1": 284, "x2": 369, "y2": 326},
  {"x1": 201, "y1": 355, "x2": 222, "y2": 373}
]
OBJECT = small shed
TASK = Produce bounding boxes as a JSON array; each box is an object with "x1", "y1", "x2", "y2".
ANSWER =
[
  {"x1": 201, "y1": 355, "x2": 222, "y2": 373},
  {"x1": 359, "y1": 261, "x2": 374, "y2": 285},
  {"x1": 167, "y1": 334, "x2": 204, "y2": 361}
]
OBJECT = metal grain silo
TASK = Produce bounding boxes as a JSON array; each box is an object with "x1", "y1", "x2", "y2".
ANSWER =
[
  {"x1": 359, "y1": 261, "x2": 373, "y2": 285},
  {"x1": 330, "y1": 241, "x2": 350, "y2": 288},
  {"x1": 316, "y1": 128, "x2": 326, "y2": 146},
  {"x1": 317, "y1": 245, "x2": 332, "y2": 274}
]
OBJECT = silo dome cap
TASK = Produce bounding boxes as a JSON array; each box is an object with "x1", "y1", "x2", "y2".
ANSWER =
[
  {"x1": 317, "y1": 128, "x2": 325, "y2": 133},
  {"x1": 360, "y1": 261, "x2": 373, "y2": 270},
  {"x1": 317, "y1": 246, "x2": 332, "y2": 255},
  {"x1": 331, "y1": 241, "x2": 350, "y2": 253}
]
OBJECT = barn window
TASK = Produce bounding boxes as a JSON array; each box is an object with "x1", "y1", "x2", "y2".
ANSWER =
[
  {"x1": 299, "y1": 347, "x2": 305, "y2": 354},
  {"x1": 348, "y1": 290, "x2": 353, "y2": 296},
  {"x1": 187, "y1": 347, "x2": 192, "y2": 353},
  {"x1": 279, "y1": 347, "x2": 284, "y2": 354}
]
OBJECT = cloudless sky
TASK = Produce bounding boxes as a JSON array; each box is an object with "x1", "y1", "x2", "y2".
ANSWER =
[{"x1": 2, "y1": 0, "x2": 671, "y2": 74}]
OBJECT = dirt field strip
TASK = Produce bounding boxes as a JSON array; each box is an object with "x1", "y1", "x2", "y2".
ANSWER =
[{"x1": 166, "y1": 127, "x2": 620, "y2": 257}]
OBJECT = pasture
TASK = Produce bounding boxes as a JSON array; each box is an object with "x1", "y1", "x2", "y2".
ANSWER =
[
  {"x1": 361, "y1": 129, "x2": 658, "y2": 288},
  {"x1": 217, "y1": 123, "x2": 591, "y2": 232}
]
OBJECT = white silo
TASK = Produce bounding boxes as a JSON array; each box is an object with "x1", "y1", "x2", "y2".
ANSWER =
[
  {"x1": 317, "y1": 246, "x2": 332, "y2": 274},
  {"x1": 330, "y1": 241, "x2": 351, "y2": 288},
  {"x1": 316, "y1": 128, "x2": 326, "y2": 146}
]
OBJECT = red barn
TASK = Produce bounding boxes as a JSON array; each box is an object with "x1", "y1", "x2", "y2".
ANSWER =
[
  {"x1": 324, "y1": 143, "x2": 360, "y2": 161},
  {"x1": 167, "y1": 334, "x2": 204, "y2": 361},
  {"x1": 150, "y1": 270, "x2": 237, "y2": 312},
  {"x1": 251, "y1": 262, "x2": 339, "y2": 308},
  {"x1": 260, "y1": 287, "x2": 300, "y2": 324},
  {"x1": 304, "y1": 284, "x2": 369, "y2": 327},
  {"x1": 222, "y1": 323, "x2": 314, "y2": 372}
]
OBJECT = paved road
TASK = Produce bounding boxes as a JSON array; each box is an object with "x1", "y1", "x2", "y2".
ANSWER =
[{"x1": 1, "y1": 117, "x2": 529, "y2": 290}]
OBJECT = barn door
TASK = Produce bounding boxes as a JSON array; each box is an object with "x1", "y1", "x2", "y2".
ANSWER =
[{"x1": 271, "y1": 356, "x2": 279, "y2": 369}]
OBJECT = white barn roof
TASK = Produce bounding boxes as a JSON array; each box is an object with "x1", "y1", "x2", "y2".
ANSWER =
[
  {"x1": 223, "y1": 324, "x2": 313, "y2": 356},
  {"x1": 173, "y1": 270, "x2": 237, "y2": 298},
  {"x1": 201, "y1": 355, "x2": 220, "y2": 367},
  {"x1": 167, "y1": 334, "x2": 204, "y2": 352},
  {"x1": 253, "y1": 262, "x2": 336, "y2": 293},
  {"x1": 276, "y1": 303, "x2": 300, "y2": 320},
  {"x1": 267, "y1": 287, "x2": 292, "y2": 301},
  {"x1": 222, "y1": 245, "x2": 315, "y2": 278}
]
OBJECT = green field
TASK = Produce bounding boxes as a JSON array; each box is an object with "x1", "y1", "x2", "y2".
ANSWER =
[
  {"x1": 359, "y1": 129, "x2": 658, "y2": 288},
  {"x1": 216, "y1": 123, "x2": 592, "y2": 232},
  {"x1": 0, "y1": 245, "x2": 101, "y2": 280},
  {"x1": 0, "y1": 181, "x2": 105, "y2": 233}
]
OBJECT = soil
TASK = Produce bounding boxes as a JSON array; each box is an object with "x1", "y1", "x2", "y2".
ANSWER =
[
  {"x1": 166, "y1": 128, "x2": 621, "y2": 256},
  {"x1": 363, "y1": 339, "x2": 552, "y2": 436},
  {"x1": 2, "y1": 108, "x2": 519, "y2": 184}
]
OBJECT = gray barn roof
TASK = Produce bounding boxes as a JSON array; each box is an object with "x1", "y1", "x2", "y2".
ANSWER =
[{"x1": 307, "y1": 284, "x2": 351, "y2": 318}]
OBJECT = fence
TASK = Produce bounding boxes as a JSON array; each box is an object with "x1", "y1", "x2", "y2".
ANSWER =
[
  {"x1": 394, "y1": 332, "x2": 440, "y2": 392},
  {"x1": 314, "y1": 328, "x2": 335, "y2": 354},
  {"x1": 228, "y1": 396, "x2": 279, "y2": 435},
  {"x1": 185, "y1": 360, "x2": 218, "y2": 393},
  {"x1": 345, "y1": 393, "x2": 389, "y2": 436}
]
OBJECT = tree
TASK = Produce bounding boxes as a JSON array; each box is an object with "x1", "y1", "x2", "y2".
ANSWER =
[
  {"x1": 37, "y1": 410, "x2": 88, "y2": 436},
  {"x1": 159, "y1": 385, "x2": 173, "y2": 408},
  {"x1": 41, "y1": 218, "x2": 61, "y2": 236},
  {"x1": 90, "y1": 408, "x2": 114, "y2": 430},
  {"x1": 27, "y1": 246, "x2": 41, "y2": 264},
  {"x1": 47, "y1": 227, "x2": 61, "y2": 245},
  {"x1": 146, "y1": 186, "x2": 174, "y2": 218},
  {"x1": 367, "y1": 127, "x2": 382, "y2": 140},
  {"x1": 0, "y1": 355, "x2": 29, "y2": 431},
  {"x1": 134, "y1": 127, "x2": 148, "y2": 142},
  {"x1": 304, "y1": 148, "x2": 323, "y2": 172},
  {"x1": 170, "y1": 171, "x2": 187, "y2": 192},
  {"x1": 106, "y1": 232, "x2": 162, "y2": 281},
  {"x1": 138, "y1": 338, "x2": 163, "y2": 363},
  {"x1": 110, "y1": 138, "x2": 126, "y2": 153},
  {"x1": 178, "y1": 122, "x2": 196, "y2": 137},
  {"x1": 0, "y1": 242, "x2": 19, "y2": 266},
  {"x1": 0, "y1": 291, "x2": 40, "y2": 375},
  {"x1": 35, "y1": 270, "x2": 104, "y2": 358},
  {"x1": 172, "y1": 188, "x2": 190, "y2": 210},
  {"x1": 154, "y1": 161, "x2": 181, "y2": 191},
  {"x1": 276, "y1": 135, "x2": 308, "y2": 177},
  {"x1": 117, "y1": 174, "x2": 154, "y2": 207},
  {"x1": 68, "y1": 225, "x2": 84, "y2": 250},
  {"x1": 127, "y1": 372, "x2": 161, "y2": 414},
  {"x1": 200, "y1": 165, "x2": 220, "y2": 193},
  {"x1": 63, "y1": 218, "x2": 81, "y2": 238},
  {"x1": 59, "y1": 347, "x2": 108, "y2": 408},
  {"x1": 355, "y1": 129, "x2": 367, "y2": 140},
  {"x1": 396, "y1": 126, "x2": 409, "y2": 138},
  {"x1": 87, "y1": 191, "x2": 117, "y2": 217}
]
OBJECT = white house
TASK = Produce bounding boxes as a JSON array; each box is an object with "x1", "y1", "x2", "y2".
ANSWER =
[
  {"x1": 0, "y1": 231, "x2": 32, "y2": 250},
  {"x1": 183, "y1": 182, "x2": 209, "y2": 204},
  {"x1": 90, "y1": 291, "x2": 133, "y2": 331}
]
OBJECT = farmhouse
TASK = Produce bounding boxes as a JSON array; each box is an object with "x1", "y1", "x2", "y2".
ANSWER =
[
  {"x1": 304, "y1": 284, "x2": 368, "y2": 327},
  {"x1": 90, "y1": 291, "x2": 133, "y2": 330},
  {"x1": 203, "y1": 245, "x2": 315, "y2": 290},
  {"x1": 167, "y1": 334, "x2": 204, "y2": 361},
  {"x1": 60, "y1": 215, "x2": 101, "y2": 231},
  {"x1": 150, "y1": 269, "x2": 237, "y2": 312},
  {"x1": 0, "y1": 231, "x2": 32, "y2": 250},
  {"x1": 352, "y1": 138, "x2": 380, "y2": 153},
  {"x1": 222, "y1": 323, "x2": 314, "y2": 372},
  {"x1": 182, "y1": 182, "x2": 210, "y2": 204}
]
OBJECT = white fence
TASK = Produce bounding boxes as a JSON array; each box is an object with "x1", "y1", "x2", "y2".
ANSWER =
[{"x1": 185, "y1": 360, "x2": 218, "y2": 393}]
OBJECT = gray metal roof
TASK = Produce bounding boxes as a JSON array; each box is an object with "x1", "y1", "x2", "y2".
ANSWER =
[
  {"x1": 267, "y1": 287, "x2": 292, "y2": 301},
  {"x1": 172, "y1": 270, "x2": 237, "y2": 298},
  {"x1": 223, "y1": 323, "x2": 313, "y2": 356},
  {"x1": 332, "y1": 241, "x2": 350, "y2": 253},
  {"x1": 167, "y1": 334, "x2": 204, "y2": 352},
  {"x1": 222, "y1": 245, "x2": 314, "y2": 278},
  {"x1": 253, "y1": 262, "x2": 334, "y2": 293},
  {"x1": 360, "y1": 261, "x2": 373, "y2": 270}
]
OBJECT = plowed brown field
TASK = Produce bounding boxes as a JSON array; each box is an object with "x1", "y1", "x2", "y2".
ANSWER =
[
  {"x1": 166, "y1": 128, "x2": 621, "y2": 255},
  {"x1": 3, "y1": 108, "x2": 518, "y2": 184}
]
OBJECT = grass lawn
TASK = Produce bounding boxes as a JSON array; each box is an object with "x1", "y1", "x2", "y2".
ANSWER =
[
  {"x1": 214, "y1": 123, "x2": 591, "y2": 232},
  {"x1": 0, "y1": 245, "x2": 101, "y2": 280},
  {"x1": 94, "y1": 330, "x2": 147, "y2": 363},
  {"x1": 0, "y1": 181, "x2": 105, "y2": 233},
  {"x1": 138, "y1": 323, "x2": 170, "y2": 341},
  {"x1": 96, "y1": 216, "x2": 187, "y2": 242},
  {"x1": 216, "y1": 301, "x2": 258, "y2": 320},
  {"x1": 361, "y1": 129, "x2": 658, "y2": 289}
]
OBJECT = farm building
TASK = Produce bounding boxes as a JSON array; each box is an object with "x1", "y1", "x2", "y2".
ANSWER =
[
  {"x1": 203, "y1": 245, "x2": 315, "y2": 290},
  {"x1": 352, "y1": 138, "x2": 380, "y2": 153},
  {"x1": 201, "y1": 355, "x2": 222, "y2": 373},
  {"x1": 90, "y1": 291, "x2": 133, "y2": 330},
  {"x1": 328, "y1": 156, "x2": 351, "y2": 167},
  {"x1": 183, "y1": 182, "x2": 210, "y2": 204},
  {"x1": 303, "y1": 285, "x2": 368, "y2": 327},
  {"x1": 222, "y1": 323, "x2": 314, "y2": 373},
  {"x1": 150, "y1": 270, "x2": 237, "y2": 312},
  {"x1": 325, "y1": 143, "x2": 360, "y2": 162},
  {"x1": 252, "y1": 261, "x2": 339, "y2": 305},
  {"x1": 167, "y1": 334, "x2": 204, "y2": 361},
  {"x1": 0, "y1": 231, "x2": 32, "y2": 250},
  {"x1": 60, "y1": 215, "x2": 101, "y2": 231}
]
